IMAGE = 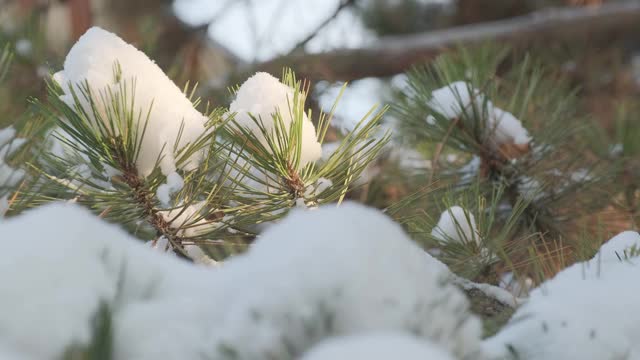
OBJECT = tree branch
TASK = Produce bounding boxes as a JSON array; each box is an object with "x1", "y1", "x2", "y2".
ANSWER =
[
  {"x1": 287, "y1": 0, "x2": 356, "y2": 54},
  {"x1": 249, "y1": 1, "x2": 640, "y2": 82}
]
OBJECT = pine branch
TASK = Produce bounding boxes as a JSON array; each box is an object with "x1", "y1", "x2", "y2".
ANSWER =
[{"x1": 248, "y1": 1, "x2": 640, "y2": 82}]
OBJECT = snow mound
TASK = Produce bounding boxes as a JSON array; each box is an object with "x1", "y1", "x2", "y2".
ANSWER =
[
  {"x1": 229, "y1": 72, "x2": 322, "y2": 167},
  {"x1": 0, "y1": 201, "x2": 481, "y2": 359},
  {"x1": 431, "y1": 205, "x2": 481, "y2": 245},
  {"x1": 484, "y1": 231, "x2": 640, "y2": 359},
  {"x1": 208, "y1": 202, "x2": 482, "y2": 359},
  {"x1": 300, "y1": 333, "x2": 455, "y2": 360},
  {"x1": 53, "y1": 27, "x2": 208, "y2": 176},
  {"x1": 0, "y1": 202, "x2": 217, "y2": 359}
]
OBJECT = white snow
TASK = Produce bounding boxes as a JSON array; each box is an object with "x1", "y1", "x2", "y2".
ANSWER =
[
  {"x1": 53, "y1": 27, "x2": 209, "y2": 176},
  {"x1": 0, "y1": 201, "x2": 482, "y2": 359},
  {"x1": 229, "y1": 72, "x2": 322, "y2": 167},
  {"x1": 595, "y1": 230, "x2": 640, "y2": 262},
  {"x1": 428, "y1": 81, "x2": 484, "y2": 120},
  {"x1": 184, "y1": 244, "x2": 219, "y2": 267},
  {"x1": 300, "y1": 333, "x2": 455, "y2": 360},
  {"x1": 208, "y1": 203, "x2": 482, "y2": 359},
  {"x1": 484, "y1": 231, "x2": 640, "y2": 360},
  {"x1": 159, "y1": 201, "x2": 220, "y2": 238},
  {"x1": 0, "y1": 202, "x2": 217, "y2": 359},
  {"x1": 0, "y1": 126, "x2": 26, "y2": 192},
  {"x1": 490, "y1": 107, "x2": 531, "y2": 146},
  {"x1": 428, "y1": 82, "x2": 531, "y2": 146},
  {"x1": 431, "y1": 206, "x2": 481, "y2": 246},
  {"x1": 156, "y1": 171, "x2": 185, "y2": 206}
]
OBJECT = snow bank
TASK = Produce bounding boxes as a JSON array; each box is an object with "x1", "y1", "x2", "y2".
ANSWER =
[
  {"x1": 208, "y1": 202, "x2": 482, "y2": 359},
  {"x1": 53, "y1": 27, "x2": 208, "y2": 176},
  {"x1": 300, "y1": 333, "x2": 455, "y2": 360},
  {"x1": 431, "y1": 205, "x2": 481, "y2": 245},
  {"x1": 428, "y1": 82, "x2": 531, "y2": 146},
  {"x1": 484, "y1": 231, "x2": 640, "y2": 359},
  {"x1": 229, "y1": 72, "x2": 322, "y2": 167}
]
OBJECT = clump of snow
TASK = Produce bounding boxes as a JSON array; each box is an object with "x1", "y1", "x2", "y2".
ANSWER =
[
  {"x1": 53, "y1": 27, "x2": 208, "y2": 176},
  {"x1": 484, "y1": 231, "x2": 640, "y2": 359},
  {"x1": 427, "y1": 82, "x2": 531, "y2": 146},
  {"x1": 208, "y1": 202, "x2": 482, "y2": 359},
  {"x1": 431, "y1": 206, "x2": 481, "y2": 245},
  {"x1": 300, "y1": 333, "x2": 455, "y2": 360},
  {"x1": 490, "y1": 107, "x2": 531, "y2": 146},
  {"x1": 229, "y1": 72, "x2": 321, "y2": 167},
  {"x1": 156, "y1": 172, "x2": 184, "y2": 206},
  {"x1": 428, "y1": 81, "x2": 484, "y2": 119},
  {"x1": 184, "y1": 244, "x2": 219, "y2": 267},
  {"x1": 0, "y1": 202, "x2": 217, "y2": 359}
]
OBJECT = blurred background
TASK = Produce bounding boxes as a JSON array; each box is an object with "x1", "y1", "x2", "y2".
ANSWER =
[{"x1": 2, "y1": 0, "x2": 640, "y2": 128}]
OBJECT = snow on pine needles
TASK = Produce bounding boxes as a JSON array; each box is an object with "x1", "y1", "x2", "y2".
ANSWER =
[{"x1": 53, "y1": 27, "x2": 209, "y2": 177}]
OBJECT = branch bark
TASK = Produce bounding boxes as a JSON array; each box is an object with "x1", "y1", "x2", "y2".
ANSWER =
[{"x1": 249, "y1": 1, "x2": 640, "y2": 82}]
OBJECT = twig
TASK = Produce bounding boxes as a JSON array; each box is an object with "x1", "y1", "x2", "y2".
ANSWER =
[{"x1": 287, "y1": 0, "x2": 356, "y2": 54}]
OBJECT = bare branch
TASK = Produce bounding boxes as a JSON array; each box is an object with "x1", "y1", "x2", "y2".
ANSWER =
[
  {"x1": 248, "y1": 1, "x2": 640, "y2": 82},
  {"x1": 287, "y1": 0, "x2": 356, "y2": 54}
]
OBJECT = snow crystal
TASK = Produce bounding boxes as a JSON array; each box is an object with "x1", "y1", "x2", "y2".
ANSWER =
[
  {"x1": 208, "y1": 202, "x2": 482, "y2": 359},
  {"x1": 431, "y1": 206, "x2": 481, "y2": 245},
  {"x1": 300, "y1": 333, "x2": 455, "y2": 360},
  {"x1": 53, "y1": 27, "x2": 208, "y2": 176},
  {"x1": 229, "y1": 72, "x2": 322, "y2": 167},
  {"x1": 156, "y1": 172, "x2": 184, "y2": 206},
  {"x1": 484, "y1": 231, "x2": 640, "y2": 359}
]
